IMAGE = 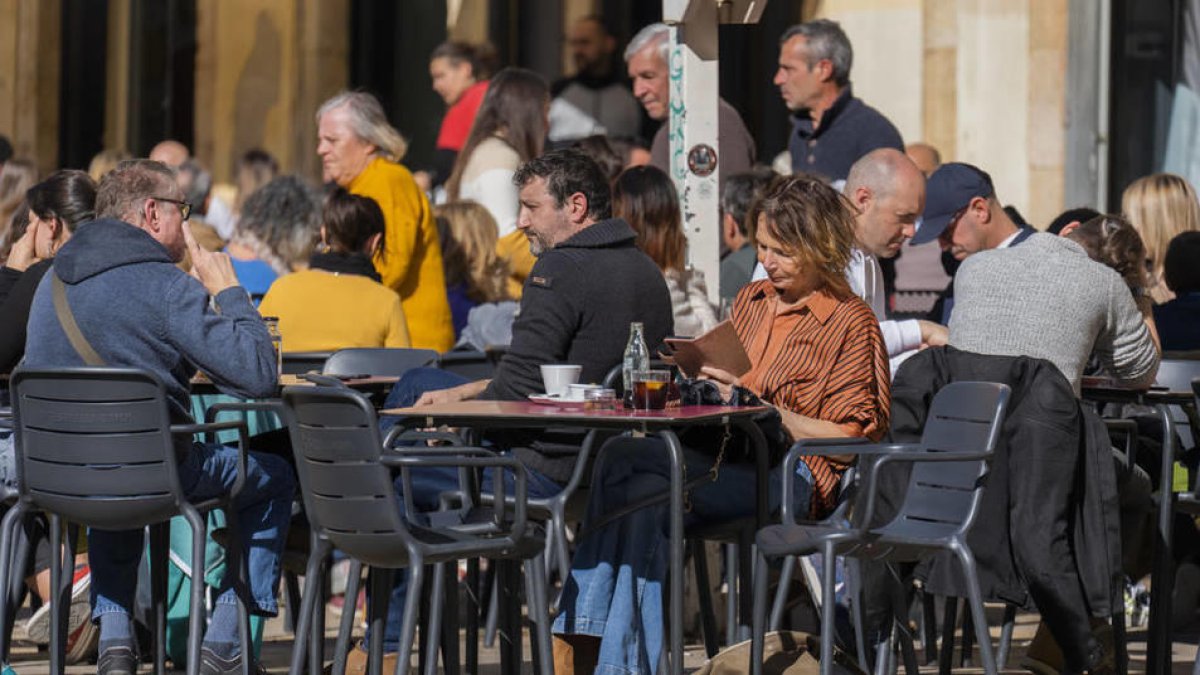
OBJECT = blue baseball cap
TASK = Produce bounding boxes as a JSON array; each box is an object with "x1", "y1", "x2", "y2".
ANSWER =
[{"x1": 910, "y1": 162, "x2": 995, "y2": 245}]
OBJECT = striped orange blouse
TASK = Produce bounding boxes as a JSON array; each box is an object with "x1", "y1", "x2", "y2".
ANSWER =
[{"x1": 732, "y1": 280, "x2": 890, "y2": 516}]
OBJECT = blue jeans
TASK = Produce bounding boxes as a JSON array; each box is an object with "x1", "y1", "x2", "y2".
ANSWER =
[
  {"x1": 372, "y1": 367, "x2": 566, "y2": 651},
  {"x1": 89, "y1": 443, "x2": 295, "y2": 619},
  {"x1": 553, "y1": 436, "x2": 815, "y2": 675}
]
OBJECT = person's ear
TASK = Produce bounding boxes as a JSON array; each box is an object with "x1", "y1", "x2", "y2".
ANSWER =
[
  {"x1": 567, "y1": 192, "x2": 590, "y2": 223},
  {"x1": 850, "y1": 186, "x2": 872, "y2": 214},
  {"x1": 815, "y1": 58, "x2": 834, "y2": 83},
  {"x1": 971, "y1": 196, "x2": 991, "y2": 223},
  {"x1": 366, "y1": 232, "x2": 383, "y2": 255},
  {"x1": 1059, "y1": 221, "x2": 1080, "y2": 238}
]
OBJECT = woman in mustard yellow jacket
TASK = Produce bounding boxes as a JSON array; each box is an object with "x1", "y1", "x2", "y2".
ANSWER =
[
  {"x1": 259, "y1": 188, "x2": 411, "y2": 352},
  {"x1": 315, "y1": 91, "x2": 455, "y2": 351}
]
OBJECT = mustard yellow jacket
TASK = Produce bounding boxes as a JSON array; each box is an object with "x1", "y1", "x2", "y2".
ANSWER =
[
  {"x1": 258, "y1": 270, "x2": 411, "y2": 352},
  {"x1": 349, "y1": 158, "x2": 454, "y2": 351}
]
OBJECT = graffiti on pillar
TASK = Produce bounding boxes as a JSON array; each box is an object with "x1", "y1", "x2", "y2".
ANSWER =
[{"x1": 668, "y1": 44, "x2": 687, "y2": 182}]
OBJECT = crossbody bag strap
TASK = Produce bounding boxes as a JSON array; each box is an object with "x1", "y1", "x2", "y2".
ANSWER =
[{"x1": 51, "y1": 271, "x2": 105, "y2": 366}]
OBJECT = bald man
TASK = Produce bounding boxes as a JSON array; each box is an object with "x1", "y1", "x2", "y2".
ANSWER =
[
  {"x1": 149, "y1": 140, "x2": 189, "y2": 168},
  {"x1": 843, "y1": 148, "x2": 946, "y2": 359},
  {"x1": 905, "y1": 142, "x2": 941, "y2": 177}
]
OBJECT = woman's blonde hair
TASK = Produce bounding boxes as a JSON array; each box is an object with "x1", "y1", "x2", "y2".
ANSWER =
[
  {"x1": 87, "y1": 149, "x2": 131, "y2": 183},
  {"x1": 1121, "y1": 173, "x2": 1200, "y2": 289},
  {"x1": 435, "y1": 201, "x2": 510, "y2": 303},
  {"x1": 752, "y1": 175, "x2": 856, "y2": 298},
  {"x1": 316, "y1": 91, "x2": 408, "y2": 163}
]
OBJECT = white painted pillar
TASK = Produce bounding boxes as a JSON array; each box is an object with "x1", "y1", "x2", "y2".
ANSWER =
[{"x1": 663, "y1": 0, "x2": 766, "y2": 305}]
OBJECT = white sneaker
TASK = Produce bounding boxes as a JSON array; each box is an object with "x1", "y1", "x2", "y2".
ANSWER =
[{"x1": 24, "y1": 566, "x2": 92, "y2": 651}]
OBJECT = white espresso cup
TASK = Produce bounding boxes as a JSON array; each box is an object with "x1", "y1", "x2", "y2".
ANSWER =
[{"x1": 540, "y1": 364, "x2": 583, "y2": 396}]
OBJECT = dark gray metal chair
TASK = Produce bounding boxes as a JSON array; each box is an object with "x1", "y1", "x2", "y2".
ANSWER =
[
  {"x1": 281, "y1": 384, "x2": 552, "y2": 675},
  {"x1": 750, "y1": 381, "x2": 1011, "y2": 675},
  {"x1": 323, "y1": 348, "x2": 439, "y2": 378},
  {"x1": 283, "y1": 351, "x2": 334, "y2": 375},
  {"x1": 436, "y1": 350, "x2": 496, "y2": 381},
  {"x1": 0, "y1": 368, "x2": 255, "y2": 675}
]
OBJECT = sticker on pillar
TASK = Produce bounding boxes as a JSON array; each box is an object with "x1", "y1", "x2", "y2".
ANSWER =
[{"x1": 687, "y1": 144, "x2": 718, "y2": 177}]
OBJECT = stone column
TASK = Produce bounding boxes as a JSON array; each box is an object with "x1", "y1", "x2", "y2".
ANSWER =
[
  {"x1": 192, "y1": 0, "x2": 349, "y2": 183},
  {"x1": 0, "y1": 0, "x2": 61, "y2": 173}
]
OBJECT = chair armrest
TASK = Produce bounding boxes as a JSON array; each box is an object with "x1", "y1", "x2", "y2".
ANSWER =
[
  {"x1": 856, "y1": 449, "x2": 993, "y2": 529},
  {"x1": 1103, "y1": 418, "x2": 1139, "y2": 469},
  {"x1": 379, "y1": 454, "x2": 529, "y2": 541},
  {"x1": 383, "y1": 428, "x2": 466, "y2": 449},
  {"x1": 299, "y1": 373, "x2": 347, "y2": 388},
  {"x1": 171, "y1": 419, "x2": 250, "y2": 500},
  {"x1": 780, "y1": 439, "x2": 916, "y2": 524}
]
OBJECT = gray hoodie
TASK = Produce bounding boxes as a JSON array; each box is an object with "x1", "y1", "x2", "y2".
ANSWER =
[{"x1": 23, "y1": 218, "x2": 277, "y2": 424}]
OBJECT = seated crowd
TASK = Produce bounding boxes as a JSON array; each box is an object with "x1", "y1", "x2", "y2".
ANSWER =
[{"x1": 0, "y1": 14, "x2": 1198, "y2": 675}]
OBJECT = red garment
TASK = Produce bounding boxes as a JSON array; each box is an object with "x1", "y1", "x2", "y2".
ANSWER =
[{"x1": 436, "y1": 80, "x2": 489, "y2": 151}]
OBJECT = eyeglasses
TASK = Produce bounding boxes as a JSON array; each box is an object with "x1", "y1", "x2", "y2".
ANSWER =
[{"x1": 150, "y1": 196, "x2": 192, "y2": 221}]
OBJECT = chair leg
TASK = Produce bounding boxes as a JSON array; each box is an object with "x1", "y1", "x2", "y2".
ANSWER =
[
  {"x1": 920, "y1": 588, "x2": 938, "y2": 665},
  {"x1": 937, "y1": 596, "x2": 957, "y2": 675},
  {"x1": 182, "y1": 509, "x2": 210, "y2": 675},
  {"x1": 769, "y1": 555, "x2": 795, "y2": 632},
  {"x1": 365, "y1": 567, "x2": 394, "y2": 675},
  {"x1": 310, "y1": 563, "x2": 328, "y2": 675},
  {"x1": 332, "y1": 560, "x2": 364, "y2": 675},
  {"x1": 1112, "y1": 601, "x2": 1128, "y2": 675},
  {"x1": 495, "y1": 560, "x2": 522, "y2": 675},
  {"x1": 737, "y1": 534, "x2": 754, "y2": 643},
  {"x1": 283, "y1": 571, "x2": 303, "y2": 634},
  {"x1": 288, "y1": 539, "x2": 332, "y2": 675},
  {"x1": 464, "y1": 559, "x2": 480, "y2": 675},
  {"x1": 46, "y1": 515, "x2": 66, "y2": 675},
  {"x1": 439, "y1": 563, "x2": 460, "y2": 675},
  {"x1": 848, "y1": 558, "x2": 869, "y2": 670},
  {"x1": 953, "y1": 545, "x2": 998, "y2": 675},
  {"x1": 422, "y1": 564, "x2": 446, "y2": 675},
  {"x1": 483, "y1": 571, "x2": 499, "y2": 648},
  {"x1": 149, "y1": 522, "x2": 169, "y2": 675},
  {"x1": 819, "y1": 541, "x2": 837, "y2": 675},
  {"x1": 222, "y1": 511, "x2": 254, "y2": 675},
  {"x1": 394, "y1": 564, "x2": 425, "y2": 675},
  {"x1": 995, "y1": 603, "x2": 1017, "y2": 669},
  {"x1": 750, "y1": 550, "x2": 771, "y2": 675},
  {"x1": 0, "y1": 504, "x2": 27, "y2": 663},
  {"x1": 959, "y1": 599, "x2": 974, "y2": 668},
  {"x1": 525, "y1": 554, "x2": 554, "y2": 675},
  {"x1": 725, "y1": 542, "x2": 739, "y2": 646},
  {"x1": 692, "y1": 540, "x2": 720, "y2": 658}
]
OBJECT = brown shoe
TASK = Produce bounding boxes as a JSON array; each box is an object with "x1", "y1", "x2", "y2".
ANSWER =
[
  {"x1": 340, "y1": 642, "x2": 398, "y2": 675},
  {"x1": 1021, "y1": 621, "x2": 1064, "y2": 675},
  {"x1": 553, "y1": 634, "x2": 599, "y2": 675}
]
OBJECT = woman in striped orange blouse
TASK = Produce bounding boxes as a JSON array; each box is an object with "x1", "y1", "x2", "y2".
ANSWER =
[{"x1": 552, "y1": 175, "x2": 891, "y2": 674}]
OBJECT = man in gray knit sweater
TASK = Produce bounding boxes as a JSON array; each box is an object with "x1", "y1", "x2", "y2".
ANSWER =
[{"x1": 948, "y1": 231, "x2": 1159, "y2": 393}]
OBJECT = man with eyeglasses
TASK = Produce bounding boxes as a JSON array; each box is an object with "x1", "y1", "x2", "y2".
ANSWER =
[
  {"x1": 22, "y1": 159, "x2": 295, "y2": 675},
  {"x1": 909, "y1": 162, "x2": 1035, "y2": 324}
]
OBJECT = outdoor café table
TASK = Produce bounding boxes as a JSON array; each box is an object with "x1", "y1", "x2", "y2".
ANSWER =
[
  {"x1": 380, "y1": 399, "x2": 771, "y2": 675},
  {"x1": 1081, "y1": 377, "x2": 1195, "y2": 675},
  {"x1": 190, "y1": 374, "x2": 400, "y2": 441}
]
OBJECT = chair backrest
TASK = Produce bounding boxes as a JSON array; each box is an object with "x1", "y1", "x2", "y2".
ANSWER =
[
  {"x1": 891, "y1": 381, "x2": 1010, "y2": 537},
  {"x1": 438, "y1": 349, "x2": 496, "y2": 380},
  {"x1": 323, "y1": 348, "x2": 438, "y2": 377},
  {"x1": 282, "y1": 351, "x2": 334, "y2": 375},
  {"x1": 281, "y1": 385, "x2": 413, "y2": 566},
  {"x1": 1155, "y1": 358, "x2": 1200, "y2": 450},
  {"x1": 10, "y1": 368, "x2": 185, "y2": 530}
]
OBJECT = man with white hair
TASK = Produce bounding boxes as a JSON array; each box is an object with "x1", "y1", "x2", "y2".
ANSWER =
[
  {"x1": 625, "y1": 22, "x2": 756, "y2": 192},
  {"x1": 775, "y1": 19, "x2": 903, "y2": 181}
]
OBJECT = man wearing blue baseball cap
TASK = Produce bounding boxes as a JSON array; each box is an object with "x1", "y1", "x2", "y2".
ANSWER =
[{"x1": 914, "y1": 162, "x2": 1035, "y2": 323}]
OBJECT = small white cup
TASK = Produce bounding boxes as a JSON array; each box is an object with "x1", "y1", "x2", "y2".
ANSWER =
[{"x1": 541, "y1": 364, "x2": 582, "y2": 396}]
